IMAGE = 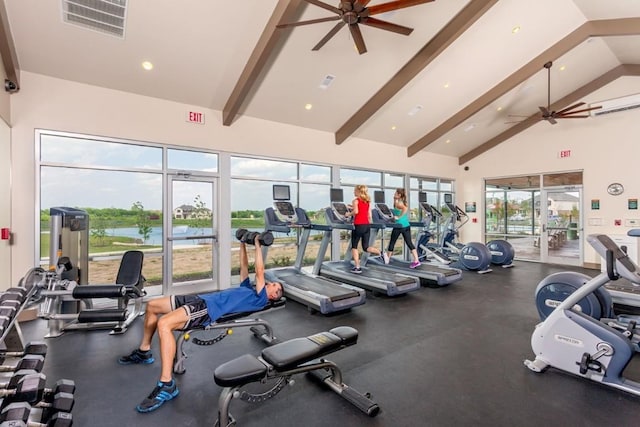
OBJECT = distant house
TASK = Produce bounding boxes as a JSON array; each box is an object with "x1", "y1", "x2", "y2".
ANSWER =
[{"x1": 173, "y1": 204, "x2": 211, "y2": 219}]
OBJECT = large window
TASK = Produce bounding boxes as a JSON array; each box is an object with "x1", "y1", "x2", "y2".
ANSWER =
[
  {"x1": 38, "y1": 131, "x2": 220, "y2": 293},
  {"x1": 37, "y1": 130, "x2": 455, "y2": 293}
]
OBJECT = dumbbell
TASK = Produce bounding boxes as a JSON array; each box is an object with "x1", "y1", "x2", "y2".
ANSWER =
[
  {"x1": 0, "y1": 373, "x2": 74, "y2": 406},
  {"x1": 235, "y1": 229, "x2": 274, "y2": 246},
  {"x1": 0, "y1": 370, "x2": 41, "y2": 391},
  {"x1": 0, "y1": 355, "x2": 45, "y2": 374},
  {"x1": 0, "y1": 342, "x2": 47, "y2": 362},
  {"x1": 0, "y1": 401, "x2": 72, "y2": 426},
  {"x1": 0, "y1": 378, "x2": 75, "y2": 414}
]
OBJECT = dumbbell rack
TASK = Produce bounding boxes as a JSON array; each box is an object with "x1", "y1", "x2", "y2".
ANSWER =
[{"x1": 0, "y1": 271, "x2": 76, "y2": 425}]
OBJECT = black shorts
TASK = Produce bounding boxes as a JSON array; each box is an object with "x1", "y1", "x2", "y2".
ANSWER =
[{"x1": 171, "y1": 294, "x2": 211, "y2": 329}]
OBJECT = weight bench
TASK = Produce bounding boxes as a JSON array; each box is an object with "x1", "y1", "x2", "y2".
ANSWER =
[
  {"x1": 213, "y1": 326, "x2": 379, "y2": 426},
  {"x1": 173, "y1": 297, "x2": 286, "y2": 375}
]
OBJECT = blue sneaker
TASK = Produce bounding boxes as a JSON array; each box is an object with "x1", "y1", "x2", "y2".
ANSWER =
[
  {"x1": 118, "y1": 349, "x2": 155, "y2": 365},
  {"x1": 136, "y1": 380, "x2": 179, "y2": 413},
  {"x1": 350, "y1": 267, "x2": 362, "y2": 274}
]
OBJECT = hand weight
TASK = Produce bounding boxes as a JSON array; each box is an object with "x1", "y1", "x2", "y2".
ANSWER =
[{"x1": 235, "y1": 229, "x2": 274, "y2": 246}]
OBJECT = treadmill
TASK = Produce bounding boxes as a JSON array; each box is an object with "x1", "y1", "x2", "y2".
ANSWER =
[
  {"x1": 263, "y1": 185, "x2": 366, "y2": 315},
  {"x1": 319, "y1": 189, "x2": 420, "y2": 297},
  {"x1": 367, "y1": 191, "x2": 463, "y2": 287}
]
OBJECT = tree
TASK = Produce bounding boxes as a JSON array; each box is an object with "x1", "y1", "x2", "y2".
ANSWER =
[
  {"x1": 131, "y1": 201, "x2": 152, "y2": 243},
  {"x1": 191, "y1": 195, "x2": 212, "y2": 242},
  {"x1": 90, "y1": 215, "x2": 108, "y2": 247}
]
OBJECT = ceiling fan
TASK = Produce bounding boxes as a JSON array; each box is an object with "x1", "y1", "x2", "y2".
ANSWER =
[
  {"x1": 277, "y1": 0, "x2": 435, "y2": 54},
  {"x1": 537, "y1": 61, "x2": 601, "y2": 124}
]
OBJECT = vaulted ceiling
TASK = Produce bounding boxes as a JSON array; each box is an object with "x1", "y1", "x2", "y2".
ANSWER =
[{"x1": 1, "y1": 0, "x2": 639, "y2": 164}]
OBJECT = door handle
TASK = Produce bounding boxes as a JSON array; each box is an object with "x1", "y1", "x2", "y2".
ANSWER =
[{"x1": 542, "y1": 224, "x2": 546, "y2": 233}]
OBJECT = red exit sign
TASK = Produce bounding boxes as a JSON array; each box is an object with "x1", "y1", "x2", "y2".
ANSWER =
[
  {"x1": 558, "y1": 150, "x2": 571, "y2": 158},
  {"x1": 186, "y1": 111, "x2": 205, "y2": 124}
]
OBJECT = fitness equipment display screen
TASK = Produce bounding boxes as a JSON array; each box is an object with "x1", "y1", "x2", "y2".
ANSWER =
[
  {"x1": 374, "y1": 191, "x2": 385, "y2": 204},
  {"x1": 273, "y1": 185, "x2": 290, "y2": 201},
  {"x1": 330, "y1": 188, "x2": 343, "y2": 202}
]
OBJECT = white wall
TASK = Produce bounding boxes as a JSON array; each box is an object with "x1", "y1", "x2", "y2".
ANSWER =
[
  {"x1": 7, "y1": 71, "x2": 459, "y2": 285},
  {"x1": 457, "y1": 108, "x2": 640, "y2": 265}
]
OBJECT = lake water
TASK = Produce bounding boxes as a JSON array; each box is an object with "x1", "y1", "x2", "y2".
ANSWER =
[{"x1": 105, "y1": 227, "x2": 263, "y2": 245}]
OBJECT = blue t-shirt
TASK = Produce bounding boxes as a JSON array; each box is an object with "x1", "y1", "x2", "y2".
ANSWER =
[{"x1": 197, "y1": 278, "x2": 268, "y2": 325}]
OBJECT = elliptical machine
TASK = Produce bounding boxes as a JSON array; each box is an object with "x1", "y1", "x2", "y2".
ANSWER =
[
  {"x1": 438, "y1": 195, "x2": 492, "y2": 274},
  {"x1": 524, "y1": 231, "x2": 640, "y2": 397}
]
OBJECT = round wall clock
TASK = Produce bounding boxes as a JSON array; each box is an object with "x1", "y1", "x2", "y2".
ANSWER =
[{"x1": 607, "y1": 183, "x2": 624, "y2": 196}]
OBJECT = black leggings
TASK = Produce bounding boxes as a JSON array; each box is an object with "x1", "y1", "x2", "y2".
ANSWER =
[{"x1": 387, "y1": 226, "x2": 416, "y2": 252}]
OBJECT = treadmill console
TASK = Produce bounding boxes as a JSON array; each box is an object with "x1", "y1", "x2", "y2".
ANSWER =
[
  {"x1": 274, "y1": 201, "x2": 298, "y2": 223},
  {"x1": 332, "y1": 202, "x2": 352, "y2": 222},
  {"x1": 375, "y1": 203, "x2": 394, "y2": 221}
]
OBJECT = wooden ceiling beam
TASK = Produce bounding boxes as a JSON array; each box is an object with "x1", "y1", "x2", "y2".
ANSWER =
[
  {"x1": 334, "y1": 0, "x2": 498, "y2": 145},
  {"x1": 0, "y1": 0, "x2": 20, "y2": 91},
  {"x1": 458, "y1": 64, "x2": 640, "y2": 165},
  {"x1": 222, "y1": 0, "x2": 302, "y2": 126},
  {"x1": 408, "y1": 17, "x2": 640, "y2": 157}
]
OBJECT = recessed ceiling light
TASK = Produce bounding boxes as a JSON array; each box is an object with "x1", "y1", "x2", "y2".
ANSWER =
[
  {"x1": 512, "y1": 25, "x2": 520, "y2": 34},
  {"x1": 443, "y1": 83, "x2": 450, "y2": 89},
  {"x1": 142, "y1": 61, "x2": 153, "y2": 71},
  {"x1": 497, "y1": 106, "x2": 503, "y2": 111},
  {"x1": 445, "y1": 139, "x2": 451, "y2": 144},
  {"x1": 559, "y1": 65, "x2": 566, "y2": 71},
  {"x1": 391, "y1": 125, "x2": 397, "y2": 130},
  {"x1": 304, "y1": 103, "x2": 313, "y2": 110}
]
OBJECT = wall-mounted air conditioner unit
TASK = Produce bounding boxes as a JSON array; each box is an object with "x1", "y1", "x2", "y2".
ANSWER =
[{"x1": 591, "y1": 93, "x2": 640, "y2": 116}]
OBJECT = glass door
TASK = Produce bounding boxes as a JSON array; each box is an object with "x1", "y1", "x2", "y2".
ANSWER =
[
  {"x1": 165, "y1": 175, "x2": 218, "y2": 294},
  {"x1": 538, "y1": 187, "x2": 582, "y2": 266}
]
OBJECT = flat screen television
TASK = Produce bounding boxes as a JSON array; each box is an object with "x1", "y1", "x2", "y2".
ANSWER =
[{"x1": 419, "y1": 192, "x2": 427, "y2": 203}]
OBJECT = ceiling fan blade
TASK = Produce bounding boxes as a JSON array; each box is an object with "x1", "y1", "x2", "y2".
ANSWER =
[
  {"x1": 349, "y1": 24, "x2": 368, "y2": 54},
  {"x1": 557, "y1": 105, "x2": 602, "y2": 115},
  {"x1": 312, "y1": 22, "x2": 346, "y2": 51},
  {"x1": 545, "y1": 117, "x2": 558, "y2": 125},
  {"x1": 360, "y1": 17, "x2": 413, "y2": 35},
  {"x1": 277, "y1": 16, "x2": 341, "y2": 29},
  {"x1": 538, "y1": 106, "x2": 550, "y2": 116},
  {"x1": 368, "y1": 0, "x2": 434, "y2": 16},
  {"x1": 556, "y1": 115, "x2": 590, "y2": 119},
  {"x1": 303, "y1": 0, "x2": 342, "y2": 15},
  {"x1": 556, "y1": 102, "x2": 585, "y2": 115}
]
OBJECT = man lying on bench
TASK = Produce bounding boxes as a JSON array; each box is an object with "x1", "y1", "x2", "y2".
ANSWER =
[
  {"x1": 214, "y1": 326, "x2": 379, "y2": 426},
  {"x1": 117, "y1": 234, "x2": 283, "y2": 413},
  {"x1": 172, "y1": 292, "x2": 285, "y2": 375}
]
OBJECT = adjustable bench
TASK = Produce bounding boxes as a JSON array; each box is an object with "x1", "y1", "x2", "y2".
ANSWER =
[
  {"x1": 213, "y1": 326, "x2": 379, "y2": 426},
  {"x1": 173, "y1": 297, "x2": 286, "y2": 375}
]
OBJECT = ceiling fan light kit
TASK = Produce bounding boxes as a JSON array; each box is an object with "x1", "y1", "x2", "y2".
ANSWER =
[{"x1": 277, "y1": 0, "x2": 435, "y2": 54}]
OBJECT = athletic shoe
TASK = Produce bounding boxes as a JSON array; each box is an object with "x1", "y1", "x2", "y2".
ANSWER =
[
  {"x1": 350, "y1": 267, "x2": 362, "y2": 274},
  {"x1": 410, "y1": 261, "x2": 421, "y2": 269},
  {"x1": 136, "y1": 380, "x2": 179, "y2": 413},
  {"x1": 382, "y1": 253, "x2": 390, "y2": 264},
  {"x1": 118, "y1": 349, "x2": 155, "y2": 365}
]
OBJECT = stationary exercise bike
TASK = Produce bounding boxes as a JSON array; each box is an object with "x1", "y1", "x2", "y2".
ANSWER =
[{"x1": 524, "y1": 231, "x2": 640, "y2": 397}]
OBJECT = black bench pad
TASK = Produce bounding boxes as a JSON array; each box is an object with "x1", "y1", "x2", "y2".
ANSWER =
[
  {"x1": 214, "y1": 327, "x2": 357, "y2": 388},
  {"x1": 214, "y1": 354, "x2": 268, "y2": 387},
  {"x1": 262, "y1": 326, "x2": 357, "y2": 371},
  {"x1": 72, "y1": 285, "x2": 126, "y2": 298}
]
